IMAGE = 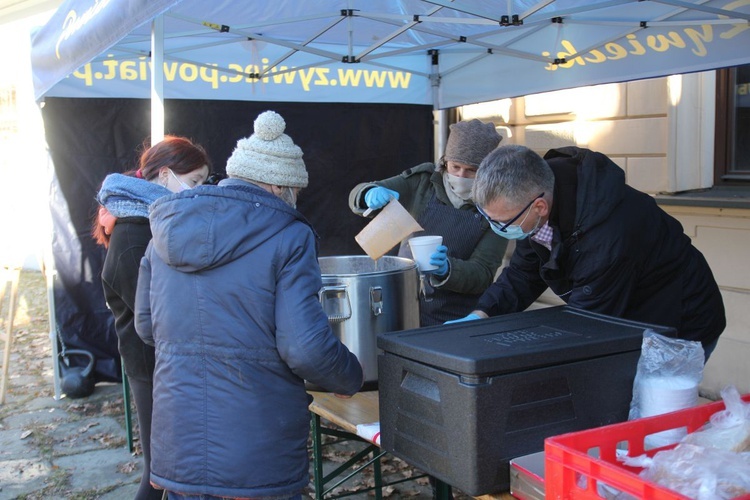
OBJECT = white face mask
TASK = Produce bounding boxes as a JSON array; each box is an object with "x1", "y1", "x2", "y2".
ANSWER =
[
  {"x1": 445, "y1": 173, "x2": 474, "y2": 200},
  {"x1": 169, "y1": 169, "x2": 192, "y2": 192}
]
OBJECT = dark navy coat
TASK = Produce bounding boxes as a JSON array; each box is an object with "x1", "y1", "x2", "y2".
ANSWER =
[
  {"x1": 476, "y1": 147, "x2": 725, "y2": 348},
  {"x1": 135, "y1": 179, "x2": 362, "y2": 498}
]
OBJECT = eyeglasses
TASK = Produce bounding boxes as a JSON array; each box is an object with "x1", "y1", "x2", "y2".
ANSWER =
[
  {"x1": 205, "y1": 172, "x2": 227, "y2": 185},
  {"x1": 476, "y1": 192, "x2": 544, "y2": 233}
]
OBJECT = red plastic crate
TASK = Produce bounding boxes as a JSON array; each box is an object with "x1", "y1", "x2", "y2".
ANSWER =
[{"x1": 545, "y1": 393, "x2": 750, "y2": 499}]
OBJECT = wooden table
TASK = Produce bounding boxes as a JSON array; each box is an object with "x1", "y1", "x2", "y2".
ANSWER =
[
  {"x1": 308, "y1": 390, "x2": 420, "y2": 500},
  {"x1": 308, "y1": 390, "x2": 514, "y2": 500}
]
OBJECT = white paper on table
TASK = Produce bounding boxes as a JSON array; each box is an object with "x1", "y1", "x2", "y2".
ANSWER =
[{"x1": 356, "y1": 422, "x2": 381, "y2": 445}]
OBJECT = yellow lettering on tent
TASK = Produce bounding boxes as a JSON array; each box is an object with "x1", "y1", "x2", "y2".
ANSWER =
[
  {"x1": 55, "y1": 0, "x2": 111, "y2": 59},
  {"x1": 337, "y1": 68, "x2": 362, "y2": 86},
  {"x1": 261, "y1": 58, "x2": 270, "y2": 83},
  {"x1": 604, "y1": 43, "x2": 628, "y2": 60},
  {"x1": 244, "y1": 64, "x2": 259, "y2": 82},
  {"x1": 227, "y1": 64, "x2": 244, "y2": 83},
  {"x1": 718, "y1": 0, "x2": 750, "y2": 39},
  {"x1": 163, "y1": 62, "x2": 179, "y2": 82},
  {"x1": 684, "y1": 26, "x2": 713, "y2": 56},
  {"x1": 179, "y1": 64, "x2": 198, "y2": 82},
  {"x1": 101, "y1": 59, "x2": 117, "y2": 80},
  {"x1": 67, "y1": 57, "x2": 413, "y2": 93},
  {"x1": 626, "y1": 35, "x2": 647, "y2": 55},
  {"x1": 73, "y1": 63, "x2": 93, "y2": 86},
  {"x1": 363, "y1": 70, "x2": 388, "y2": 87},
  {"x1": 646, "y1": 32, "x2": 687, "y2": 52},
  {"x1": 542, "y1": 17, "x2": 732, "y2": 72},
  {"x1": 120, "y1": 61, "x2": 138, "y2": 81},
  {"x1": 388, "y1": 72, "x2": 412, "y2": 89},
  {"x1": 314, "y1": 68, "x2": 329, "y2": 86},
  {"x1": 556, "y1": 40, "x2": 587, "y2": 67},
  {"x1": 271, "y1": 67, "x2": 297, "y2": 84},
  {"x1": 298, "y1": 68, "x2": 316, "y2": 91},
  {"x1": 584, "y1": 49, "x2": 607, "y2": 64},
  {"x1": 139, "y1": 58, "x2": 148, "y2": 81},
  {"x1": 738, "y1": 83, "x2": 749, "y2": 95},
  {"x1": 200, "y1": 65, "x2": 219, "y2": 89}
]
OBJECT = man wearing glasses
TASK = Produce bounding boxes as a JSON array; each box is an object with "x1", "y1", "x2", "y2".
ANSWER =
[{"x1": 449, "y1": 144, "x2": 725, "y2": 362}]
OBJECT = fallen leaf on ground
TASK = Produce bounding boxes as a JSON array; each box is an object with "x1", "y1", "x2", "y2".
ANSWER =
[
  {"x1": 401, "y1": 489, "x2": 423, "y2": 497},
  {"x1": 78, "y1": 421, "x2": 99, "y2": 432},
  {"x1": 118, "y1": 461, "x2": 138, "y2": 474}
]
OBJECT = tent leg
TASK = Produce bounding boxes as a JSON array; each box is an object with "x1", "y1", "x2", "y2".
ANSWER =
[
  {"x1": 42, "y1": 252, "x2": 62, "y2": 400},
  {"x1": 435, "y1": 108, "x2": 459, "y2": 161}
]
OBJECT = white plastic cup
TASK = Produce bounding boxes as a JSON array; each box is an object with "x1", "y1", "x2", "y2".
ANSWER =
[
  {"x1": 408, "y1": 235, "x2": 443, "y2": 272},
  {"x1": 638, "y1": 375, "x2": 698, "y2": 448},
  {"x1": 638, "y1": 375, "x2": 698, "y2": 418}
]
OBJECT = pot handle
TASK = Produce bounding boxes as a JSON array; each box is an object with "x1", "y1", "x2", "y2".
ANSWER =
[
  {"x1": 318, "y1": 285, "x2": 352, "y2": 323},
  {"x1": 370, "y1": 286, "x2": 383, "y2": 316}
]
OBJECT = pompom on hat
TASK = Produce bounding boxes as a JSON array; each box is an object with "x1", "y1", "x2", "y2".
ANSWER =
[
  {"x1": 226, "y1": 110, "x2": 308, "y2": 188},
  {"x1": 444, "y1": 119, "x2": 502, "y2": 168}
]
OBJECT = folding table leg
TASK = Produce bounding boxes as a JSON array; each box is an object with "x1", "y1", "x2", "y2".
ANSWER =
[
  {"x1": 122, "y1": 361, "x2": 134, "y2": 452},
  {"x1": 372, "y1": 447, "x2": 382, "y2": 500},
  {"x1": 310, "y1": 413, "x2": 324, "y2": 500},
  {"x1": 433, "y1": 478, "x2": 453, "y2": 500}
]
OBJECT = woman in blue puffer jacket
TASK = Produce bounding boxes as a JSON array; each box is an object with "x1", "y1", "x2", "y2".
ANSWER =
[{"x1": 135, "y1": 111, "x2": 363, "y2": 500}]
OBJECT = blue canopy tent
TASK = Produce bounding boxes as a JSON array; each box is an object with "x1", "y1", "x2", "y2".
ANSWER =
[
  {"x1": 32, "y1": 0, "x2": 750, "y2": 108},
  {"x1": 29, "y1": 0, "x2": 750, "y2": 390}
]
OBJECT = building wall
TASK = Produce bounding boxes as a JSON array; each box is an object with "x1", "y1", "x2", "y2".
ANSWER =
[{"x1": 459, "y1": 74, "x2": 750, "y2": 398}]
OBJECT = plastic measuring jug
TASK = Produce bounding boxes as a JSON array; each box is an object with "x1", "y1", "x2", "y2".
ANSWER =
[{"x1": 355, "y1": 199, "x2": 423, "y2": 260}]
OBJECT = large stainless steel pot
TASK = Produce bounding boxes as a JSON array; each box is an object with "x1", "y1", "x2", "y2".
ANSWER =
[{"x1": 318, "y1": 255, "x2": 420, "y2": 389}]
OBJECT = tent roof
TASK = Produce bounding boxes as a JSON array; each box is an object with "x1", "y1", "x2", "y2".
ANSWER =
[{"x1": 31, "y1": 0, "x2": 750, "y2": 108}]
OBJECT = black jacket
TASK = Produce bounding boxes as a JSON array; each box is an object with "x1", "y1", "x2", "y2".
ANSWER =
[
  {"x1": 101, "y1": 216, "x2": 155, "y2": 382},
  {"x1": 476, "y1": 147, "x2": 725, "y2": 347}
]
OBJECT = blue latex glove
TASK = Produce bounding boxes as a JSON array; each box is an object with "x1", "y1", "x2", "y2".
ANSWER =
[
  {"x1": 429, "y1": 245, "x2": 449, "y2": 276},
  {"x1": 364, "y1": 186, "x2": 399, "y2": 210},
  {"x1": 444, "y1": 313, "x2": 481, "y2": 325}
]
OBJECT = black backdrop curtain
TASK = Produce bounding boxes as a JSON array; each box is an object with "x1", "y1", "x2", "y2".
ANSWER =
[{"x1": 42, "y1": 97, "x2": 434, "y2": 382}]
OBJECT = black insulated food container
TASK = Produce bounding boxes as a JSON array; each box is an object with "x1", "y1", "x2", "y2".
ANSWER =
[{"x1": 376, "y1": 306, "x2": 675, "y2": 495}]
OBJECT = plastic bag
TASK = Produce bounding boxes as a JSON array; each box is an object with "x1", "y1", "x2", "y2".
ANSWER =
[
  {"x1": 629, "y1": 330, "x2": 704, "y2": 448},
  {"x1": 629, "y1": 443, "x2": 750, "y2": 500},
  {"x1": 684, "y1": 385, "x2": 750, "y2": 452},
  {"x1": 618, "y1": 386, "x2": 750, "y2": 500}
]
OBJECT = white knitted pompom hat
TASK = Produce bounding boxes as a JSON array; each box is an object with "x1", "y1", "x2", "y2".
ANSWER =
[{"x1": 226, "y1": 110, "x2": 308, "y2": 188}]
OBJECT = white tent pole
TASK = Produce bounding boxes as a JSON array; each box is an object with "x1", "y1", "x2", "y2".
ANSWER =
[
  {"x1": 430, "y1": 48, "x2": 448, "y2": 163},
  {"x1": 151, "y1": 15, "x2": 165, "y2": 144},
  {"x1": 436, "y1": 109, "x2": 449, "y2": 162},
  {"x1": 43, "y1": 247, "x2": 61, "y2": 400}
]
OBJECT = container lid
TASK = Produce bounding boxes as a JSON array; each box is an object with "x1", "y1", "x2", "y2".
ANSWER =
[{"x1": 377, "y1": 306, "x2": 676, "y2": 376}]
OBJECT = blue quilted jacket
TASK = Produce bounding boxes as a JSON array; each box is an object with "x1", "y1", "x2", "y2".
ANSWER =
[{"x1": 135, "y1": 179, "x2": 362, "y2": 498}]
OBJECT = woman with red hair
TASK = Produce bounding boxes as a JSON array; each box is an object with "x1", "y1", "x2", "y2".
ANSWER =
[{"x1": 94, "y1": 135, "x2": 211, "y2": 500}]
